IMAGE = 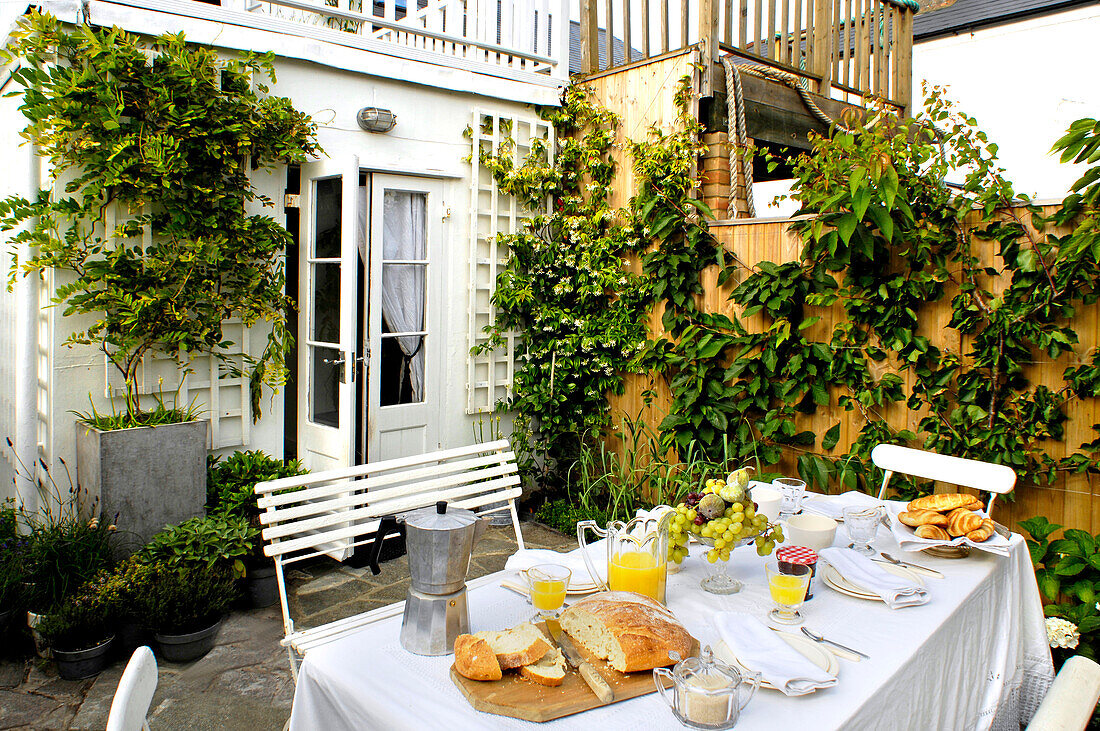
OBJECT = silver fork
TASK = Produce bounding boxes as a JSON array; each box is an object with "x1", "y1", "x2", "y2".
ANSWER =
[{"x1": 800, "y1": 627, "x2": 870, "y2": 659}]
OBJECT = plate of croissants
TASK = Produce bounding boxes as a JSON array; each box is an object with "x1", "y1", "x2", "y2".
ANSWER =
[{"x1": 889, "y1": 493, "x2": 1012, "y2": 557}]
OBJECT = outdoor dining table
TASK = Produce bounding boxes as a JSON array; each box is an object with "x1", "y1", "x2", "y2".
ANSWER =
[{"x1": 287, "y1": 494, "x2": 1055, "y2": 731}]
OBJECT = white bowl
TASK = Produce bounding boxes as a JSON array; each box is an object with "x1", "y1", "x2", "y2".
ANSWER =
[
  {"x1": 751, "y1": 485, "x2": 782, "y2": 522},
  {"x1": 785, "y1": 513, "x2": 838, "y2": 551}
]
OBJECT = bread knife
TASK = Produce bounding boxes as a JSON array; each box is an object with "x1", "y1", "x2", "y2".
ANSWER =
[{"x1": 545, "y1": 618, "x2": 614, "y2": 704}]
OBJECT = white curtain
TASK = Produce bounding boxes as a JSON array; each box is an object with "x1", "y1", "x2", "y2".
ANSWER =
[{"x1": 381, "y1": 191, "x2": 426, "y2": 401}]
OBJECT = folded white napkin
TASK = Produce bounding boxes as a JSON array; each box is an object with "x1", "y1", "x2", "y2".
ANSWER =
[
  {"x1": 885, "y1": 504, "x2": 1014, "y2": 557},
  {"x1": 504, "y1": 544, "x2": 606, "y2": 587},
  {"x1": 713, "y1": 612, "x2": 837, "y2": 696},
  {"x1": 801, "y1": 491, "x2": 899, "y2": 520},
  {"x1": 819, "y1": 547, "x2": 929, "y2": 608}
]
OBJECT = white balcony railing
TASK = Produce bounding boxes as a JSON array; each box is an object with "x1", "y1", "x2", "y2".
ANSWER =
[{"x1": 240, "y1": 0, "x2": 570, "y2": 84}]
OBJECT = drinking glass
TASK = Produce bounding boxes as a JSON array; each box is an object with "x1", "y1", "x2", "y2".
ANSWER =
[
  {"x1": 524, "y1": 564, "x2": 571, "y2": 618},
  {"x1": 843, "y1": 506, "x2": 882, "y2": 555},
  {"x1": 764, "y1": 559, "x2": 810, "y2": 625},
  {"x1": 773, "y1": 478, "x2": 806, "y2": 520}
]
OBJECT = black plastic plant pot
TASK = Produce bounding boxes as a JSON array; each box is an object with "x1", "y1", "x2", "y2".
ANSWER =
[
  {"x1": 245, "y1": 565, "x2": 279, "y2": 609},
  {"x1": 154, "y1": 617, "x2": 223, "y2": 663},
  {"x1": 54, "y1": 636, "x2": 115, "y2": 680}
]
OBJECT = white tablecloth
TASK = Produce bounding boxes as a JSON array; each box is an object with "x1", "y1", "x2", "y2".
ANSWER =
[{"x1": 288, "y1": 496, "x2": 1054, "y2": 731}]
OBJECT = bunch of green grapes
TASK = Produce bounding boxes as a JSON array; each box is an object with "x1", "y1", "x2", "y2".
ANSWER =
[{"x1": 666, "y1": 478, "x2": 785, "y2": 563}]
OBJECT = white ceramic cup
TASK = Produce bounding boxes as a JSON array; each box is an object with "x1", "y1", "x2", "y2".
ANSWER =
[
  {"x1": 784, "y1": 513, "x2": 838, "y2": 551},
  {"x1": 751, "y1": 486, "x2": 782, "y2": 522}
]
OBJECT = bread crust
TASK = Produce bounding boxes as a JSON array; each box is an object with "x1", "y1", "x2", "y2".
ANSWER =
[
  {"x1": 560, "y1": 591, "x2": 692, "y2": 673},
  {"x1": 518, "y1": 648, "x2": 566, "y2": 687},
  {"x1": 908, "y1": 493, "x2": 979, "y2": 513},
  {"x1": 898, "y1": 509, "x2": 949, "y2": 527},
  {"x1": 915, "y1": 524, "x2": 950, "y2": 540},
  {"x1": 966, "y1": 518, "x2": 996, "y2": 542},
  {"x1": 946, "y1": 507, "x2": 982, "y2": 537},
  {"x1": 454, "y1": 634, "x2": 503, "y2": 681}
]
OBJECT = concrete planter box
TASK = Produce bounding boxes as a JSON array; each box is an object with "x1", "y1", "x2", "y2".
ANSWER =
[{"x1": 76, "y1": 420, "x2": 208, "y2": 548}]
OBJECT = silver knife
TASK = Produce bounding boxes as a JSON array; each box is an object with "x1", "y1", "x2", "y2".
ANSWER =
[
  {"x1": 876, "y1": 553, "x2": 945, "y2": 579},
  {"x1": 545, "y1": 618, "x2": 614, "y2": 704}
]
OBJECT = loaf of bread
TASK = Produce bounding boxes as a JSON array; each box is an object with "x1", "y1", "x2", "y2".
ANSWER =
[
  {"x1": 898, "y1": 509, "x2": 949, "y2": 527},
  {"x1": 453, "y1": 635, "x2": 502, "y2": 681},
  {"x1": 915, "y1": 524, "x2": 950, "y2": 540},
  {"x1": 946, "y1": 507, "x2": 983, "y2": 537},
  {"x1": 559, "y1": 591, "x2": 692, "y2": 673},
  {"x1": 967, "y1": 518, "x2": 996, "y2": 542},
  {"x1": 908, "y1": 493, "x2": 979, "y2": 513},
  {"x1": 518, "y1": 647, "x2": 568, "y2": 686}
]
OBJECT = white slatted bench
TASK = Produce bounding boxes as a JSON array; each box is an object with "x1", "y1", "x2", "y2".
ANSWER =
[{"x1": 254, "y1": 439, "x2": 524, "y2": 677}]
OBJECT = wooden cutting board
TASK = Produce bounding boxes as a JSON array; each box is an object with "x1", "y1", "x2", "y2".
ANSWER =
[{"x1": 450, "y1": 626, "x2": 699, "y2": 723}]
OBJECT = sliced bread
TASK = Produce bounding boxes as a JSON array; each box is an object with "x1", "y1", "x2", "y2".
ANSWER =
[
  {"x1": 474, "y1": 623, "x2": 551, "y2": 669},
  {"x1": 453, "y1": 634, "x2": 503, "y2": 681},
  {"x1": 519, "y1": 647, "x2": 568, "y2": 686}
]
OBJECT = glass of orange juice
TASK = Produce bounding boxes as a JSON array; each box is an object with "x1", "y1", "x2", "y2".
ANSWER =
[
  {"x1": 608, "y1": 550, "x2": 667, "y2": 603},
  {"x1": 524, "y1": 564, "x2": 571, "y2": 618},
  {"x1": 764, "y1": 559, "x2": 810, "y2": 625}
]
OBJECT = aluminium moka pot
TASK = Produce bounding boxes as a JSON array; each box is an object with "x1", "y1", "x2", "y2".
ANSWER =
[{"x1": 371, "y1": 501, "x2": 489, "y2": 655}]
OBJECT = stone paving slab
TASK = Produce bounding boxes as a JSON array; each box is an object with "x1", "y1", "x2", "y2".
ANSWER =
[{"x1": 0, "y1": 521, "x2": 574, "y2": 730}]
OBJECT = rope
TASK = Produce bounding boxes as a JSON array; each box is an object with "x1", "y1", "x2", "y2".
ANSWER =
[{"x1": 721, "y1": 56, "x2": 857, "y2": 218}]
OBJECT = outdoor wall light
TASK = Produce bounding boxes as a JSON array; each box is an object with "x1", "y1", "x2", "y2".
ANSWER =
[{"x1": 357, "y1": 107, "x2": 397, "y2": 133}]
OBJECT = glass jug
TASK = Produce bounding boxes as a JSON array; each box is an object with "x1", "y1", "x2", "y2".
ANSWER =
[
  {"x1": 653, "y1": 647, "x2": 761, "y2": 729},
  {"x1": 577, "y1": 510, "x2": 671, "y2": 604}
]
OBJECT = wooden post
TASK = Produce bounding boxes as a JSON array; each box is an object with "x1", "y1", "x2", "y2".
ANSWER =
[
  {"x1": 811, "y1": 0, "x2": 833, "y2": 95},
  {"x1": 699, "y1": 0, "x2": 717, "y2": 94},
  {"x1": 580, "y1": 0, "x2": 599, "y2": 72},
  {"x1": 895, "y1": 7, "x2": 913, "y2": 116}
]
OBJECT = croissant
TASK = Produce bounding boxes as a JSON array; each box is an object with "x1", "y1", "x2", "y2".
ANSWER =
[
  {"x1": 966, "y1": 518, "x2": 996, "y2": 542},
  {"x1": 916, "y1": 524, "x2": 950, "y2": 540},
  {"x1": 946, "y1": 507, "x2": 983, "y2": 537},
  {"x1": 960, "y1": 497, "x2": 984, "y2": 511},
  {"x1": 908, "y1": 493, "x2": 979, "y2": 513},
  {"x1": 898, "y1": 509, "x2": 949, "y2": 527}
]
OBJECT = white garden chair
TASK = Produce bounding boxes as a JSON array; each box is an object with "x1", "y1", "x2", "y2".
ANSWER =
[
  {"x1": 106, "y1": 645, "x2": 158, "y2": 731},
  {"x1": 871, "y1": 444, "x2": 1016, "y2": 517},
  {"x1": 1027, "y1": 655, "x2": 1100, "y2": 731}
]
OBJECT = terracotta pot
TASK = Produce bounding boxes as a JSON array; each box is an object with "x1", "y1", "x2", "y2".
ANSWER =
[
  {"x1": 54, "y1": 636, "x2": 115, "y2": 680},
  {"x1": 154, "y1": 617, "x2": 223, "y2": 663}
]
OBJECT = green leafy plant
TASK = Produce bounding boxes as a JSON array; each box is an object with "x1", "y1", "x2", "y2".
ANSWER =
[
  {"x1": 1021, "y1": 516, "x2": 1100, "y2": 660},
  {"x1": 0, "y1": 12, "x2": 320, "y2": 422},
  {"x1": 35, "y1": 583, "x2": 114, "y2": 651},
  {"x1": 137, "y1": 562, "x2": 237, "y2": 635},
  {"x1": 206, "y1": 450, "x2": 307, "y2": 521},
  {"x1": 74, "y1": 392, "x2": 205, "y2": 431},
  {"x1": 472, "y1": 85, "x2": 649, "y2": 491},
  {"x1": 140, "y1": 514, "x2": 256, "y2": 579}
]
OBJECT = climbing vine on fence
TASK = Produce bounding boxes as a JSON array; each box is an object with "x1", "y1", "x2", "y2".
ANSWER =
[
  {"x1": 479, "y1": 72, "x2": 1100, "y2": 502},
  {"x1": 472, "y1": 85, "x2": 649, "y2": 486}
]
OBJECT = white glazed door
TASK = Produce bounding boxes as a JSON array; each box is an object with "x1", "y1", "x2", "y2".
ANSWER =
[
  {"x1": 366, "y1": 174, "x2": 444, "y2": 462},
  {"x1": 297, "y1": 156, "x2": 360, "y2": 472}
]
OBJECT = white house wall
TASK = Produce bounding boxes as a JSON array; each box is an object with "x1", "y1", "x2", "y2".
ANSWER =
[{"x1": 912, "y1": 5, "x2": 1100, "y2": 200}]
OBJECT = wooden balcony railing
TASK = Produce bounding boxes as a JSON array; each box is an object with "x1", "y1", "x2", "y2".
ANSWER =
[
  {"x1": 578, "y1": 0, "x2": 914, "y2": 111},
  {"x1": 236, "y1": 0, "x2": 570, "y2": 85}
]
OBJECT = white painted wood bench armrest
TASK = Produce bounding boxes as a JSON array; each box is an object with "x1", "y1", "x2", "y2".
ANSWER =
[{"x1": 1027, "y1": 655, "x2": 1100, "y2": 731}]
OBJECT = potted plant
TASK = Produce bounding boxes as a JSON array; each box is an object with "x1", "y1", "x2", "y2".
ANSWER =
[
  {"x1": 140, "y1": 513, "x2": 256, "y2": 579},
  {"x1": 35, "y1": 587, "x2": 115, "y2": 679},
  {"x1": 137, "y1": 562, "x2": 237, "y2": 663},
  {"x1": 84, "y1": 556, "x2": 159, "y2": 656},
  {"x1": 0, "y1": 15, "x2": 320, "y2": 548},
  {"x1": 206, "y1": 451, "x2": 308, "y2": 607},
  {"x1": 0, "y1": 500, "x2": 22, "y2": 636}
]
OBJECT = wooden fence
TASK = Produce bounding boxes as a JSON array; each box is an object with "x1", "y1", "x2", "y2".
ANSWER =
[
  {"x1": 577, "y1": 0, "x2": 913, "y2": 111},
  {"x1": 608, "y1": 210, "x2": 1100, "y2": 538}
]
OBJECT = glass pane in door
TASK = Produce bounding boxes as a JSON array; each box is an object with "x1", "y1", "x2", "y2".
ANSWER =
[
  {"x1": 309, "y1": 176, "x2": 342, "y2": 428},
  {"x1": 379, "y1": 191, "x2": 428, "y2": 405}
]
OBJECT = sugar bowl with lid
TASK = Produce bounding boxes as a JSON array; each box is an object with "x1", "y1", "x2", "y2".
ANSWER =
[{"x1": 653, "y1": 646, "x2": 761, "y2": 729}]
